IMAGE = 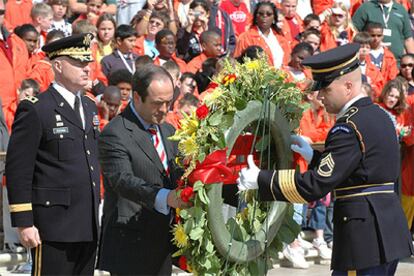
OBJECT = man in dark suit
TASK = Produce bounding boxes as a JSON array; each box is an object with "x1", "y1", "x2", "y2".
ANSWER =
[
  {"x1": 5, "y1": 33, "x2": 101, "y2": 275},
  {"x1": 238, "y1": 44, "x2": 414, "y2": 275},
  {"x1": 97, "y1": 65, "x2": 186, "y2": 275}
]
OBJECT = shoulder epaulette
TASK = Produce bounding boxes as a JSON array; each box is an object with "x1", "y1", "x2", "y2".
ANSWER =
[
  {"x1": 22, "y1": 96, "x2": 39, "y2": 104},
  {"x1": 341, "y1": 106, "x2": 359, "y2": 122}
]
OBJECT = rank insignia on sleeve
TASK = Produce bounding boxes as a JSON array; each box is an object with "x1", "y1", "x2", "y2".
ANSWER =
[{"x1": 317, "y1": 153, "x2": 335, "y2": 177}]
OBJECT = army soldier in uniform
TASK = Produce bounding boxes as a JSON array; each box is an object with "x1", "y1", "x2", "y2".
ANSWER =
[
  {"x1": 5, "y1": 33, "x2": 100, "y2": 275},
  {"x1": 238, "y1": 43, "x2": 414, "y2": 275}
]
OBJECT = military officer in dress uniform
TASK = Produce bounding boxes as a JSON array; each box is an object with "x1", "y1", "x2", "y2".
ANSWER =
[
  {"x1": 5, "y1": 33, "x2": 100, "y2": 275},
  {"x1": 238, "y1": 43, "x2": 414, "y2": 275}
]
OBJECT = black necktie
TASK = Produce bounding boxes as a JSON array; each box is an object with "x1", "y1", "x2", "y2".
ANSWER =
[{"x1": 74, "y1": 96, "x2": 83, "y2": 127}]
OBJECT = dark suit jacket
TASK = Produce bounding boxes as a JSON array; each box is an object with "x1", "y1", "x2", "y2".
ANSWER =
[
  {"x1": 97, "y1": 104, "x2": 181, "y2": 275},
  {"x1": 6, "y1": 86, "x2": 100, "y2": 242}
]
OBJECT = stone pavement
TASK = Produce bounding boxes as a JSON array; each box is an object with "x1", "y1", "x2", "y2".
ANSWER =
[{"x1": 0, "y1": 254, "x2": 412, "y2": 275}]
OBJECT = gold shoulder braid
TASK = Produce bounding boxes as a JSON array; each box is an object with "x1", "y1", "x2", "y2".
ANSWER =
[{"x1": 23, "y1": 96, "x2": 39, "y2": 104}]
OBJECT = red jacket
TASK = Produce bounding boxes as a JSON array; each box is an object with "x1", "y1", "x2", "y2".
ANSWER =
[
  {"x1": 320, "y1": 22, "x2": 356, "y2": 52},
  {"x1": 0, "y1": 32, "x2": 29, "y2": 132},
  {"x1": 153, "y1": 53, "x2": 188, "y2": 73},
  {"x1": 364, "y1": 61, "x2": 385, "y2": 101},
  {"x1": 402, "y1": 102, "x2": 414, "y2": 195},
  {"x1": 368, "y1": 47, "x2": 399, "y2": 83},
  {"x1": 132, "y1": 36, "x2": 145, "y2": 56},
  {"x1": 4, "y1": 0, "x2": 33, "y2": 31},
  {"x1": 186, "y1": 53, "x2": 208, "y2": 74},
  {"x1": 234, "y1": 26, "x2": 291, "y2": 67}
]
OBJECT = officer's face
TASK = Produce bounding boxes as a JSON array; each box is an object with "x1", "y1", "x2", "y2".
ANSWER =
[
  {"x1": 55, "y1": 57, "x2": 91, "y2": 92},
  {"x1": 134, "y1": 77, "x2": 174, "y2": 125},
  {"x1": 318, "y1": 79, "x2": 349, "y2": 114}
]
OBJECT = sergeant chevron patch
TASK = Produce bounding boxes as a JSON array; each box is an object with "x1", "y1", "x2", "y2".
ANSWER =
[{"x1": 317, "y1": 153, "x2": 335, "y2": 177}]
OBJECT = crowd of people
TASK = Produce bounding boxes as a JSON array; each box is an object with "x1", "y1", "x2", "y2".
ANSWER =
[{"x1": 1, "y1": 0, "x2": 414, "y2": 274}]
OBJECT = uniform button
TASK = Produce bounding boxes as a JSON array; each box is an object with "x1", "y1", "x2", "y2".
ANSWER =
[
  {"x1": 60, "y1": 134, "x2": 63, "y2": 139},
  {"x1": 85, "y1": 135, "x2": 88, "y2": 139},
  {"x1": 90, "y1": 166, "x2": 94, "y2": 171},
  {"x1": 343, "y1": 217, "x2": 348, "y2": 222},
  {"x1": 45, "y1": 201, "x2": 50, "y2": 206},
  {"x1": 86, "y1": 150, "x2": 90, "y2": 155},
  {"x1": 92, "y1": 182, "x2": 96, "y2": 186}
]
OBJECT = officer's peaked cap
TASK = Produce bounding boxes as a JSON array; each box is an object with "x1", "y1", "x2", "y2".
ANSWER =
[
  {"x1": 302, "y1": 43, "x2": 360, "y2": 91},
  {"x1": 42, "y1": 33, "x2": 94, "y2": 62}
]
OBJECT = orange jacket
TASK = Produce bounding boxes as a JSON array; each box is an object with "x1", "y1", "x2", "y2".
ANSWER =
[
  {"x1": 153, "y1": 53, "x2": 188, "y2": 73},
  {"x1": 364, "y1": 61, "x2": 385, "y2": 101},
  {"x1": 234, "y1": 26, "x2": 291, "y2": 67},
  {"x1": 132, "y1": 36, "x2": 145, "y2": 56},
  {"x1": 402, "y1": 103, "x2": 414, "y2": 195},
  {"x1": 165, "y1": 111, "x2": 181, "y2": 130},
  {"x1": 4, "y1": 99, "x2": 17, "y2": 134},
  {"x1": 312, "y1": 0, "x2": 363, "y2": 16},
  {"x1": 4, "y1": 0, "x2": 33, "y2": 31},
  {"x1": 284, "y1": 14, "x2": 303, "y2": 42},
  {"x1": 297, "y1": 107, "x2": 335, "y2": 172},
  {"x1": 0, "y1": 32, "x2": 29, "y2": 127},
  {"x1": 186, "y1": 52, "x2": 208, "y2": 74},
  {"x1": 368, "y1": 47, "x2": 399, "y2": 83},
  {"x1": 320, "y1": 22, "x2": 356, "y2": 52},
  {"x1": 29, "y1": 59, "x2": 54, "y2": 93}
]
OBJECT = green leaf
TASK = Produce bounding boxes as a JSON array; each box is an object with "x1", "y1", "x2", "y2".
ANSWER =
[
  {"x1": 179, "y1": 209, "x2": 189, "y2": 220},
  {"x1": 208, "y1": 112, "x2": 223, "y2": 126},
  {"x1": 189, "y1": 227, "x2": 204, "y2": 240},
  {"x1": 205, "y1": 239, "x2": 214, "y2": 253},
  {"x1": 193, "y1": 180, "x2": 204, "y2": 192},
  {"x1": 198, "y1": 186, "x2": 210, "y2": 205}
]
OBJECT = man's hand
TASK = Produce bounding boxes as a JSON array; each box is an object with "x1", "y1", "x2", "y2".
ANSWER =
[
  {"x1": 167, "y1": 190, "x2": 190, "y2": 209},
  {"x1": 18, "y1": 226, "x2": 41, "y2": 249},
  {"x1": 237, "y1": 155, "x2": 260, "y2": 191},
  {"x1": 291, "y1": 135, "x2": 314, "y2": 163}
]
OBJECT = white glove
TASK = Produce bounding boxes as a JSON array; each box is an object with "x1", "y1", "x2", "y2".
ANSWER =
[
  {"x1": 290, "y1": 135, "x2": 314, "y2": 163},
  {"x1": 237, "y1": 155, "x2": 260, "y2": 191}
]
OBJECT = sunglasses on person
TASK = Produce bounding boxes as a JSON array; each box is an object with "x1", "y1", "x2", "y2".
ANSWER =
[
  {"x1": 257, "y1": 11, "x2": 274, "y2": 17},
  {"x1": 401, "y1": 63, "x2": 414, "y2": 69},
  {"x1": 0, "y1": 9, "x2": 5, "y2": 16},
  {"x1": 332, "y1": 13, "x2": 345, "y2": 19}
]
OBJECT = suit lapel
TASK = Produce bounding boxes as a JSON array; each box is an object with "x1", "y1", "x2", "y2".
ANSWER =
[
  {"x1": 122, "y1": 105, "x2": 165, "y2": 174},
  {"x1": 50, "y1": 88, "x2": 84, "y2": 130}
]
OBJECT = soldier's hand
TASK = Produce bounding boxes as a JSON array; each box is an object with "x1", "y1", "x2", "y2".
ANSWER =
[
  {"x1": 167, "y1": 190, "x2": 190, "y2": 209},
  {"x1": 237, "y1": 155, "x2": 260, "y2": 191},
  {"x1": 17, "y1": 226, "x2": 42, "y2": 249},
  {"x1": 291, "y1": 135, "x2": 314, "y2": 163}
]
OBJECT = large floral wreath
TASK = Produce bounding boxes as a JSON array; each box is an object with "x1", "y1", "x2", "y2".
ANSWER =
[{"x1": 169, "y1": 56, "x2": 305, "y2": 275}]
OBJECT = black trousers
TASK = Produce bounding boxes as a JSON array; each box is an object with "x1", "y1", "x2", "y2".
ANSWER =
[{"x1": 31, "y1": 241, "x2": 97, "y2": 276}]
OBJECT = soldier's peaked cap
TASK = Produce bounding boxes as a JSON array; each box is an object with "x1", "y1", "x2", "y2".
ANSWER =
[
  {"x1": 302, "y1": 43, "x2": 360, "y2": 91},
  {"x1": 42, "y1": 33, "x2": 94, "y2": 62}
]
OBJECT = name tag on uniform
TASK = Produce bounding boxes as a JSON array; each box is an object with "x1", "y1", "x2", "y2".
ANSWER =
[
  {"x1": 383, "y1": 28, "x2": 392, "y2": 36},
  {"x1": 53, "y1": 127, "x2": 69, "y2": 134},
  {"x1": 93, "y1": 115, "x2": 100, "y2": 126}
]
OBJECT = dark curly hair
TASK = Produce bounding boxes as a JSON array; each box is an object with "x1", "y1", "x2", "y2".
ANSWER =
[{"x1": 252, "y1": 2, "x2": 281, "y2": 34}]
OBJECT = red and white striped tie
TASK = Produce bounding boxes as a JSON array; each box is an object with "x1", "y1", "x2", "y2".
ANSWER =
[{"x1": 148, "y1": 126, "x2": 169, "y2": 175}]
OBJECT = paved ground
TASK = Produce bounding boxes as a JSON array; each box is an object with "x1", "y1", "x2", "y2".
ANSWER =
[{"x1": 0, "y1": 256, "x2": 413, "y2": 275}]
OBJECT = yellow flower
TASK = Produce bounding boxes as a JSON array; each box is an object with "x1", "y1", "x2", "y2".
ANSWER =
[
  {"x1": 180, "y1": 112, "x2": 199, "y2": 136},
  {"x1": 173, "y1": 224, "x2": 188, "y2": 248},
  {"x1": 245, "y1": 59, "x2": 260, "y2": 71},
  {"x1": 203, "y1": 88, "x2": 223, "y2": 106},
  {"x1": 178, "y1": 134, "x2": 199, "y2": 158}
]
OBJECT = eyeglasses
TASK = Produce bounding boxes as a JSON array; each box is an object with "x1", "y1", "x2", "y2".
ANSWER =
[
  {"x1": 257, "y1": 11, "x2": 274, "y2": 17},
  {"x1": 332, "y1": 14, "x2": 345, "y2": 18},
  {"x1": 401, "y1": 63, "x2": 414, "y2": 69},
  {"x1": 0, "y1": 9, "x2": 5, "y2": 16}
]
